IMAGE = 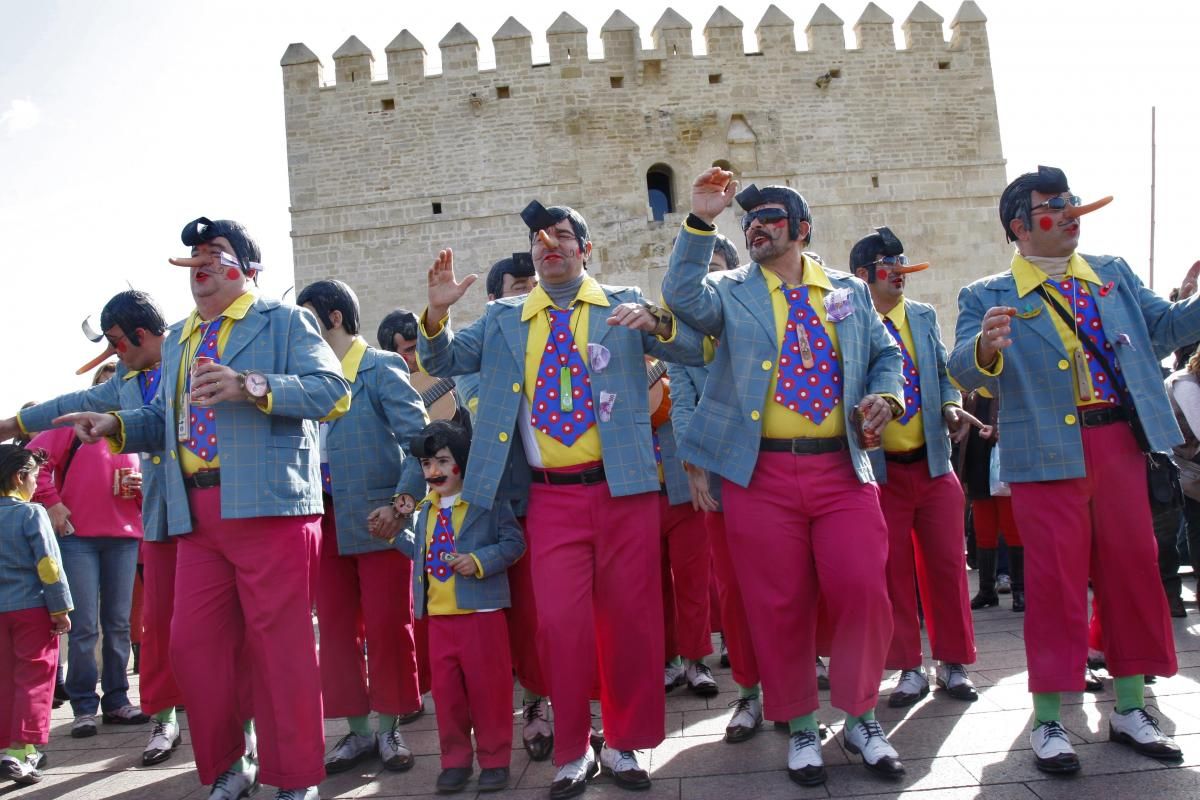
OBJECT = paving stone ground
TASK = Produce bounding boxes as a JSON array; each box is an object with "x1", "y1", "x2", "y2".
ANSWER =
[{"x1": 7, "y1": 573, "x2": 1200, "y2": 799}]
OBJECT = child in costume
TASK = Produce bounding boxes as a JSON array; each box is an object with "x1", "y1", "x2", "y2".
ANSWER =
[
  {"x1": 0, "y1": 446, "x2": 73, "y2": 786},
  {"x1": 394, "y1": 421, "x2": 524, "y2": 794}
]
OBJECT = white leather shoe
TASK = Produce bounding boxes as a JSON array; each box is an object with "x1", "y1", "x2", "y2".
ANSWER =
[
  {"x1": 888, "y1": 668, "x2": 929, "y2": 708},
  {"x1": 664, "y1": 662, "x2": 686, "y2": 692},
  {"x1": 522, "y1": 697, "x2": 554, "y2": 761},
  {"x1": 724, "y1": 695, "x2": 762, "y2": 743},
  {"x1": 599, "y1": 745, "x2": 650, "y2": 790},
  {"x1": 1109, "y1": 707, "x2": 1183, "y2": 761},
  {"x1": 685, "y1": 660, "x2": 718, "y2": 697},
  {"x1": 324, "y1": 731, "x2": 376, "y2": 773},
  {"x1": 143, "y1": 719, "x2": 182, "y2": 765},
  {"x1": 1030, "y1": 720, "x2": 1079, "y2": 773},
  {"x1": 786, "y1": 729, "x2": 826, "y2": 786},
  {"x1": 935, "y1": 663, "x2": 979, "y2": 702},
  {"x1": 844, "y1": 719, "x2": 905, "y2": 778},
  {"x1": 550, "y1": 745, "x2": 598, "y2": 799},
  {"x1": 815, "y1": 657, "x2": 830, "y2": 690},
  {"x1": 208, "y1": 760, "x2": 259, "y2": 800}
]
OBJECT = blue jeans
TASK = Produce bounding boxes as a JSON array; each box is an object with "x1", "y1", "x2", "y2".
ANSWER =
[{"x1": 59, "y1": 535, "x2": 140, "y2": 716}]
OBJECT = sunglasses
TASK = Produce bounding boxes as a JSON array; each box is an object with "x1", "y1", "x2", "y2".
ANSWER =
[
  {"x1": 1031, "y1": 195, "x2": 1082, "y2": 213},
  {"x1": 741, "y1": 208, "x2": 790, "y2": 232}
]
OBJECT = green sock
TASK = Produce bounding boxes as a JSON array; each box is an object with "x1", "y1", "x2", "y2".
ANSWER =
[
  {"x1": 4, "y1": 747, "x2": 25, "y2": 759},
  {"x1": 24, "y1": 744, "x2": 36, "y2": 757},
  {"x1": 153, "y1": 707, "x2": 177, "y2": 726},
  {"x1": 737, "y1": 683, "x2": 760, "y2": 700},
  {"x1": 348, "y1": 715, "x2": 372, "y2": 737},
  {"x1": 1114, "y1": 675, "x2": 1146, "y2": 714},
  {"x1": 667, "y1": 655, "x2": 682, "y2": 668},
  {"x1": 1032, "y1": 692, "x2": 1061, "y2": 727},
  {"x1": 377, "y1": 713, "x2": 398, "y2": 732},
  {"x1": 230, "y1": 756, "x2": 252, "y2": 773},
  {"x1": 521, "y1": 687, "x2": 544, "y2": 706},
  {"x1": 787, "y1": 713, "x2": 819, "y2": 734},
  {"x1": 842, "y1": 709, "x2": 876, "y2": 731}
]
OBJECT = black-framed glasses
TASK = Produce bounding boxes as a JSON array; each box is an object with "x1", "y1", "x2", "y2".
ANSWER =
[
  {"x1": 740, "y1": 208, "x2": 789, "y2": 232},
  {"x1": 1031, "y1": 195, "x2": 1082, "y2": 213},
  {"x1": 854, "y1": 254, "x2": 909, "y2": 270}
]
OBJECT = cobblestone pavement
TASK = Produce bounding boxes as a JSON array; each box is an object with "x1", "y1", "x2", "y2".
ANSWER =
[{"x1": 6, "y1": 575, "x2": 1200, "y2": 799}]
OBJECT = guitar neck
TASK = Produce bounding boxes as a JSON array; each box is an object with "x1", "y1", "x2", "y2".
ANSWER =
[
  {"x1": 421, "y1": 377, "x2": 457, "y2": 407},
  {"x1": 646, "y1": 360, "x2": 668, "y2": 388}
]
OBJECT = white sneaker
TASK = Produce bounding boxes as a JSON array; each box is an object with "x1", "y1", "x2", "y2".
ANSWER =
[
  {"x1": 685, "y1": 660, "x2": 718, "y2": 697},
  {"x1": 324, "y1": 731, "x2": 376, "y2": 774},
  {"x1": 724, "y1": 695, "x2": 763, "y2": 743},
  {"x1": 1030, "y1": 720, "x2": 1080, "y2": 773},
  {"x1": 935, "y1": 663, "x2": 978, "y2": 702},
  {"x1": 815, "y1": 657, "x2": 830, "y2": 690},
  {"x1": 1109, "y1": 707, "x2": 1183, "y2": 761},
  {"x1": 378, "y1": 721, "x2": 415, "y2": 772},
  {"x1": 550, "y1": 746, "x2": 598, "y2": 798},
  {"x1": 786, "y1": 729, "x2": 826, "y2": 786},
  {"x1": 274, "y1": 789, "x2": 318, "y2": 800},
  {"x1": 844, "y1": 719, "x2": 905, "y2": 778},
  {"x1": 208, "y1": 760, "x2": 260, "y2": 800},
  {"x1": 887, "y1": 668, "x2": 930, "y2": 708},
  {"x1": 0, "y1": 754, "x2": 41, "y2": 786},
  {"x1": 664, "y1": 662, "x2": 686, "y2": 691},
  {"x1": 522, "y1": 697, "x2": 554, "y2": 761},
  {"x1": 143, "y1": 719, "x2": 182, "y2": 765},
  {"x1": 599, "y1": 745, "x2": 650, "y2": 790},
  {"x1": 71, "y1": 713, "x2": 98, "y2": 738}
]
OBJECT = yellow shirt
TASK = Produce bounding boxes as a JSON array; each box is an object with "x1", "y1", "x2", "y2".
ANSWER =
[
  {"x1": 1010, "y1": 252, "x2": 1113, "y2": 408},
  {"x1": 521, "y1": 278, "x2": 607, "y2": 467},
  {"x1": 880, "y1": 302, "x2": 927, "y2": 452},
  {"x1": 422, "y1": 491, "x2": 474, "y2": 616},
  {"x1": 761, "y1": 259, "x2": 848, "y2": 439}
]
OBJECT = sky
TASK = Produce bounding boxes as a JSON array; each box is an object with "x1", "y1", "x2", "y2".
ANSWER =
[{"x1": 2, "y1": 0, "x2": 1198, "y2": 414}]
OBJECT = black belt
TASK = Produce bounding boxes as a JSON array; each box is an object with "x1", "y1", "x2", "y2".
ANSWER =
[
  {"x1": 183, "y1": 469, "x2": 221, "y2": 490},
  {"x1": 1080, "y1": 405, "x2": 1130, "y2": 428},
  {"x1": 530, "y1": 465, "x2": 607, "y2": 486},
  {"x1": 885, "y1": 445, "x2": 927, "y2": 464},
  {"x1": 759, "y1": 437, "x2": 847, "y2": 456}
]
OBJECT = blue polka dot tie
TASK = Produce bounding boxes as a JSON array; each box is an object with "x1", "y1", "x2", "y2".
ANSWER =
[
  {"x1": 772, "y1": 286, "x2": 842, "y2": 423},
  {"x1": 530, "y1": 309, "x2": 596, "y2": 446},
  {"x1": 138, "y1": 367, "x2": 161, "y2": 406},
  {"x1": 184, "y1": 319, "x2": 222, "y2": 461},
  {"x1": 319, "y1": 422, "x2": 332, "y2": 493},
  {"x1": 882, "y1": 318, "x2": 919, "y2": 425},
  {"x1": 1045, "y1": 278, "x2": 1126, "y2": 404},
  {"x1": 426, "y1": 508, "x2": 456, "y2": 584}
]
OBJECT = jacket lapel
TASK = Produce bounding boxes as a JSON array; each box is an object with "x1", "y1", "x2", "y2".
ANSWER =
[
  {"x1": 731, "y1": 266, "x2": 776, "y2": 344},
  {"x1": 498, "y1": 306, "x2": 530, "y2": 374},
  {"x1": 220, "y1": 302, "x2": 269, "y2": 365},
  {"x1": 1005, "y1": 277, "x2": 1067, "y2": 356}
]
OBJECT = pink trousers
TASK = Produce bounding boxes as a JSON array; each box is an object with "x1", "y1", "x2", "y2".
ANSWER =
[
  {"x1": 722, "y1": 450, "x2": 892, "y2": 720},
  {"x1": 527, "y1": 477, "x2": 664, "y2": 765},
  {"x1": 1010, "y1": 422, "x2": 1177, "y2": 692},
  {"x1": 879, "y1": 462, "x2": 976, "y2": 668},
  {"x1": 0, "y1": 608, "x2": 58, "y2": 748},
  {"x1": 660, "y1": 497, "x2": 712, "y2": 661},
  {"x1": 171, "y1": 487, "x2": 325, "y2": 788},
  {"x1": 506, "y1": 515, "x2": 550, "y2": 697},
  {"x1": 706, "y1": 511, "x2": 760, "y2": 688},
  {"x1": 317, "y1": 511, "x2": 421, "y2": 717},
  {"x1": 139, "y1": 540, "x2": 184, "y2": 715},
  {"x1": 428, "y1": 612, "x2": 514, "y2": 769}
]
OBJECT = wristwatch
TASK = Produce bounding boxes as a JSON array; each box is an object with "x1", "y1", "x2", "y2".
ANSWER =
[
  {"x1": 639, "y1": 300, "x2": 675, "y2": 336},
  {"x1": 239, "y1": 371, "x2": 270, "y2": 399}
]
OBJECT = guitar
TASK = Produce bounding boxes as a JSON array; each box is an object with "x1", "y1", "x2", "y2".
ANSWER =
[
  {"x1": 408, "y1": 372, "x2": 458, "y2": 421},
  {"x1": 646, "y1": 358, "x2": 672, "y2": 428}
]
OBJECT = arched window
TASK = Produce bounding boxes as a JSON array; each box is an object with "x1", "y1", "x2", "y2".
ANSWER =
[{"x1": 646, "y1": 164, "x2": 674, "y2": 222}]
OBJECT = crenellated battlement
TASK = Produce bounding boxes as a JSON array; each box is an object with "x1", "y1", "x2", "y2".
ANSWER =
[
  {"x1": 281, "y1": 2, "x2": 989, "y2": 90},
  {"x1": 279, "y1": 1, "x2": 1007, "y2": 343}
]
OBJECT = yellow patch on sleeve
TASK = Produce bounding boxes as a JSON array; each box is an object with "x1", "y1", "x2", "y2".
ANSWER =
[{"x1": 37, "y1": 556, "x2": 61, "y2": 585}]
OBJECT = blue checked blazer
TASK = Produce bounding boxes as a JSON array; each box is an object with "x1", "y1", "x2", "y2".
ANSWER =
[
  {"x1": 325, "y1": 346, "x2": 428, "y2": 556},
  {"x1": 656, "y1": 420, "x2": 691, "y2": 506},
  {"x1": 667, "y1": 361, "x2": 721, "y2": 507},
  {"x1": 397, "y1": 498, "x2": 525, "y2": 618},
  {"x1": 661, "y1": 228, "x2": 904, "y2": 486},
  {"x1": 0, "y1": 497, "x2": 73, "y2": 615},
  {"x1": 117, "y1": 298, "x2": 350, "y2": 535},
  {"x1": 869, "y1": 299, "x2": 961, "y2": 482},
  {"x1": 19, "y1": 364, "x2": 168, "y2": 542},
  {"x1": 417, "y1": 285, "x2": 707, "y2": 509},
  {"x1": 949, "y1": 253, "x2": 1200, "y2": 482}
]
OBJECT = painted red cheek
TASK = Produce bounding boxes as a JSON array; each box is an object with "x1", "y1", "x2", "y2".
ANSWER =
[
  {"x1": 116, "y1": 341, "x2": 128, "y2": 354},
  {"x1": 451, "y1": 466, "x2": 460, "y2": 475},
  {"x1": 876, "y1": 268, "x2": 888, "y2": 282},
  {"x1": 1039, "y1": 216, "x2": 1054, "y2": 231},
  {"x1": 226, "y1": 268, "x2": 241, "y2": 280}
]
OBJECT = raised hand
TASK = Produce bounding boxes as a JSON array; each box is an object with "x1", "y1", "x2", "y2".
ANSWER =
[
  {"x1": 977, "y1": 306, "x2": 1016, "y2": 368},
  {"x1": 426, "y1": 248, "x2": 478, "y2": 326},
  {"x1": 690, "y1": 167, "x2": 738, "y2": 225}
]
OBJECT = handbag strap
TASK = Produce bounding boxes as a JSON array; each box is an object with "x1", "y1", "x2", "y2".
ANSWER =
[
  {"x1": 1032, "y1": 283, "x2": 1132, "y2": 414},
  {"x1": 58, "y1": 436, "x2": 84, "y2": 493}
]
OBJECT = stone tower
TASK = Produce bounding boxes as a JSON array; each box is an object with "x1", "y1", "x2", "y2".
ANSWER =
[{"x1": 280, "y1": 1, "x2": 1007, "y2": 338}]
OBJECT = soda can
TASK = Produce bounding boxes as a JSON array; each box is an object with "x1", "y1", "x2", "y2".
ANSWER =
[
  {"x1": 853, "y1": 407, "x2": 882, "y2": 452},
  {"x1": 114, "y1": 467, "x2": 135, "y2": 498},
  {"x1": 193, "y1": 355, "x2": 214, "y2": 373}
]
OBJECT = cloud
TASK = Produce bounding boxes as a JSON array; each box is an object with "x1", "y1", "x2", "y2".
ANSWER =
[{"x1": 2, "y1": 99, "x2": 41, "y2": 134}]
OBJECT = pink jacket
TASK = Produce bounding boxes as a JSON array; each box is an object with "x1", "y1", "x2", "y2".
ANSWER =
[{"x1": 27, "y1": 427, "x2": 143, "y2": 539}]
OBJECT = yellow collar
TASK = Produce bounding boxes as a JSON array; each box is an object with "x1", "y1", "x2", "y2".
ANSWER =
[
  {"x1": 178, "y1": 292, "x2": 257, "y2": 342},
  {"x1": 121, "y1": 362, "x2": 161, "y2": 381},
  {"x1": 340, "y1": 337, "x2": 369, "y2": 383},
  {"x1": 881, "y1": 299, "x2": 907, "y2": 328},
  {"x1": 521, "y1": 276, "x2": 610, "y2": 322},
  {"x1": 2, "y1": 488, "x2": 27, "y2": 500},
  {"x1": 761, "y1": 254, "x2": 834, "y2": 294},
  {"x1": 1011, "y1": 253, "x2": 1100, "y2": 298},
  {"x1": 422, "y1": 489, "x2": 467, "y2": 509}
]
